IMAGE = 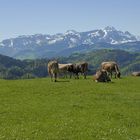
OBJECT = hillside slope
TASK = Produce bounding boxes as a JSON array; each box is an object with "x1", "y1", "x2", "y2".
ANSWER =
[
  {"x1": 0, "y1": 49, "x2": 140, "y2": 79},
  {"x1": 59, "y1": 49, "x2": 140, "y2": 75}
]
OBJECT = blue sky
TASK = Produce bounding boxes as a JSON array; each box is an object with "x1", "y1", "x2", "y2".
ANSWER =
[{"x1": 0, "y1": 0, "x2": 140, "y2": 41}]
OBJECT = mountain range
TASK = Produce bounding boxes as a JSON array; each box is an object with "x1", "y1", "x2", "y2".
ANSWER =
[{"x1": 0, "y1": 26, "x2": 140, "y2": 59}]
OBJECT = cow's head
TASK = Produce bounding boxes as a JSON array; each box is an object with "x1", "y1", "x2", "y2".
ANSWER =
[{"x1": 117, "y1": 72, "x2": 121, "y2": 78}]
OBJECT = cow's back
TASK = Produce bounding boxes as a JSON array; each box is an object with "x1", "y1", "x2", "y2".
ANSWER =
[
  {"x1": 101, "y1": 61, "x2": 117, "y2": 71},
  {"x1": 132, "y1": 72, "x2": 140, "y2": 76}
]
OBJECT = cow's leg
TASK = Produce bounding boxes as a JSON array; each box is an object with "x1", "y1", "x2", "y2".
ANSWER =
[
  {"x1": 114, "y1": 72, "x2": 117, "y2": 78},
  {"x1": 65, "y1": 72, "x2": 67, "y2": 78},
  {"x1": 54, "y1": 73, "x2": 57, "y2": 82},
  {"x1": 110, "y1": 72, "x2": 112, "y2": 78},
  {"x1": 75, "y1": 73, "x2": 79, "y2": 79},
  {"x1": 83, "y1": 72, "x2": 86, "y2": 79},
  {"x1": 63, "y1": 72, "x2": 67, "y2": 79},
  {"x1": 52, "y1": 73, "x2": 55, "y2": 82},
  {"x1": 49, "y1": 71, "x2": 53, "y2": 81},
  {"x1": 77, "y1": 73, "x2": 79, "y2": 79},
  {"x1": 69, "y1": 72, "x2": 72, "y2": 79},
  {"x1": 74, "y1": 74, "x2": 77, "y2": 79},
  {"x1": 107, "y1": 72, "x2": 110, "y2": 79},
  {"x1": 50, "y1": 73, "x2": 53, "y2": 81}
]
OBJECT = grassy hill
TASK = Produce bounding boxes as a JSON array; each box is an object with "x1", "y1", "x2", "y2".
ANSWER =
[
  {"x1": 0, "y1": 76, "x2": 140, "y2": 139},
  {"x1": 59, "y1": 49, "x2": 140, "y2": 75},
  {"x1": 0, "y1": 49, "x2": 140, "y2": 79}
]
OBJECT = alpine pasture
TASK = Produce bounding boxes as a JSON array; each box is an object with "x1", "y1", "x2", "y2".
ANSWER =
[{"x1": 0, "y1": 76, "x2": 140, "y2": 140}]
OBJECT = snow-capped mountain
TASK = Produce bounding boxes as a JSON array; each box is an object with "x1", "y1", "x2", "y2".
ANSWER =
[{"x1": 0, "y1": 26, "x2": 139, "y2": 59}]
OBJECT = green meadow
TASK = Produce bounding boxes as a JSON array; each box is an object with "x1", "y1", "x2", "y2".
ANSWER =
[{"x1": 0, "y1": 76, "x2": 140, "y2": 140}]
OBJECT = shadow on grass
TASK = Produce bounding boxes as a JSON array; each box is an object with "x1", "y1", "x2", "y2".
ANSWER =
[
  {"x1": 94, "y1": 81, "x2": 115, "y2": 84},
  {"x1": 110, "y1": 81, "x2": 115, "y2": 84},
  {"x1": 56, "y1": 80, "x2": 70, "y2": 82}
]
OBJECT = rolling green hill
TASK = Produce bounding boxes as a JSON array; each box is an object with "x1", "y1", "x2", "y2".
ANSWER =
[
  {"x1": 0, "y1": 77, "x2": 140, "y2": 139},
  {"x1": 0, "y1": 54, "x2": 49, "y2": 79},
  {"x1": 0, "y1": 49, "x2": 140, "y2": 79},
  {"x1": 59, "y1": 49, "x2": 140, "y2": 75}
]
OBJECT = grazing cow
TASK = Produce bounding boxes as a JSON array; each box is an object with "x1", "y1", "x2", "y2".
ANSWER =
[
  {"x1": 73, "y1": 62, "x2": 88, "y2": 79},
  {"x1": 58, "y1": 63, "x2": 74, "y2": 78},
  {"x1": 47, "y1": 60, "x2": 59, "y2": 82},
  {"x1": 132, "y1": 71, "x2": 140, "y2": 76},
  {"x1": 101, "y1": 61, "x2": 121, "y2": 78},
  {"x1": 93, "y1": 70, "x2": 111, "y2": 82}
]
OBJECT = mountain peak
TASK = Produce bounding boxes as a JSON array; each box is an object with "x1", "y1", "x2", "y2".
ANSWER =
[
  {"x1": 125, "y1": 31, "x2": 131, "y2": 35},
  {"x1": 104, "y1": 26, "x2": 116, "y2": 31},
  {"x1": 65, "y1": 30, "x2": 78, "y2": 35}
]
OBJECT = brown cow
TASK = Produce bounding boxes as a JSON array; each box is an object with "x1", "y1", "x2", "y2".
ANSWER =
[
  {"x1": 93, "y1": 70, "x2": 111, "y2": 82},
  {"x1": 58, "y1": 63, "x2": 74, "y2": 78},
  {"x1": 73, "y1": 62, "x2": 88, "y2": 79},
  {"x1": 101, "y1": 61, "x2": 121, "y2": 78},
  {"x1": 48, "y1": 60, "x2": 59, "y2": 82},
  {"x1": 132, "y1": 71, "x2": 140, "y2": 76}
]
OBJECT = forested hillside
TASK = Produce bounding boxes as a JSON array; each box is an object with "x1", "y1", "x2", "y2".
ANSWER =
[
  {"x1": 0, "y1": 49, "x2": 140, "y2": 79},
  {"x1": 59, "y1": 49, "x2": 140, "y2": 75},
  {"x1": 0, "y1": 54, "x2": 48, "y2": 79}
]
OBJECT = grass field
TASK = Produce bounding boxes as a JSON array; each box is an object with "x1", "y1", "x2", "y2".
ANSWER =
[{"x1": 0, "y1": 76, "x2": 140, "y2": 140}]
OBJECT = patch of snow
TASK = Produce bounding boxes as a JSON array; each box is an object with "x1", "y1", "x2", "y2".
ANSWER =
[
  {"x1": 64, "y1": 30, "x2": 81, "y2": 38},
  {"x1": 120, "y1": 40, "x2": 136, "y2": 44},
  {"x1": 68, "y1": 43, "x2": 76, "y2": 48},
  {"x1": 46, "y1": 36, "x2": 51, "y2": 40},
  {"x1": 9, "y1": 40, "x2": 13, "y2": 47},
  {"x1": 47, "y1": 36, "x2": 64, "y2": 45},
  {"x1": 65, "y1": 30, "x2": 77, "y2": 35},
  {"x1": 55, "y1": 37, "x2": 64, "y2": 41},
  {"x1": 23, "y1": 41, "x2": 29, "y2": 46},
  {"x1": 68, "y1": 44, "x2": 74, "y2": 48},
  {"x1": 103, "y1": 29, "x2": 108, "y2": 38},
  {"x1": 70, "y1": 38, "x2": 77, "y2": 43},
  {"x1": 36, "y1": 40, "x2": 41, "y2": 45},
  {"x1": 48, "y1": 40, "x2": 57, "y2": 45},
  {"x1": 83, "y1": 39, "x2": 94, "y2": 45},
  {"x1": 110, "y1": 39, "x2": 136, "y2": 44},
  {"x1": 88, "y1": 31, "x2": 100, "y2": 37},
  {"x1": 110, "y1": 39, "x2": 118, "y2": 44},
  {"x1": 0, "y1": 42, "x2": 5, "y2": 47}
]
